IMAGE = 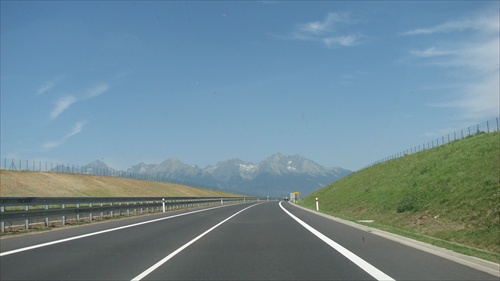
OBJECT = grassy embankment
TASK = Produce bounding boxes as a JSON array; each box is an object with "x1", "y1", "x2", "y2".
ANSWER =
[
  {"x1": 299, "y1": 132, "x2": 499, "y2": 263},
  {"x1": 0, "y1": 170, "x2": 239, "y2": 197}
]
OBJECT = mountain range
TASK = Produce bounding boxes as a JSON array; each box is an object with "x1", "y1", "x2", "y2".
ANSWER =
[{"x1": 82, "y1": 153, "x2": 352, "y2": 197}]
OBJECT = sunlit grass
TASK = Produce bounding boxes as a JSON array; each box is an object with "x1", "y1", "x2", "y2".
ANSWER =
[
  {"x1": 300, "y1": 132, "x2": 500, "y2": 263},
  {"x1": 0, "y1": 170, "x2": 241, "y2": 198}
]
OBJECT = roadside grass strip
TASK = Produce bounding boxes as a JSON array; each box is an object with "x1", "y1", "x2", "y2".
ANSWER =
[
  {"x1": 0, "y1": 204, "x2": 237, "y2": 257},
  {"x1": 131, "y1": 203, "x2": 261, "y2": 281},
  {"x1": 279, "y1": 202, "x2": 395, "y2": 281}
]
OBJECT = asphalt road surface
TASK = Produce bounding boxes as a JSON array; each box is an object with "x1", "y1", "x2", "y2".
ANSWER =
[{"x1": 1, "y1": 201, "x2": 498, "y2": 280}]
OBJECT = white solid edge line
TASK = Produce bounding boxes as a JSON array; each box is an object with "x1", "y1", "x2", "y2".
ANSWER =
[
  {"x1": 0, "y1": 204, "x2": 233, "y2": 257},
  {"x1": 279, "y1": 201, "x2": 395, "y2": 281},
  {"x1": 131, "y1": 203, "x2": 261, "y2": 281}
]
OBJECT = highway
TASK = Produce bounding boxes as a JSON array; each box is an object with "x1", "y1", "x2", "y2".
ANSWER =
[{"x1": 1, "y1": 201, "x2": 498, "y2": 280}]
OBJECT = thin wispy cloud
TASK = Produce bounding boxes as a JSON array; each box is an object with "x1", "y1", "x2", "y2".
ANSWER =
[
  {"x1": 405, "y1": 12, "x2": 499, "y2": 121},
  {"x1": 323, "y1": 35, "x2": 359, "y2": 48},
  {"x1": 36, "y1": 76, "x2": 64, "y2": 95},
  {"x1": 402, "y1": 16, "x2": 498, "y2": 36},
  {"x1": 50, "y1": 82, "x2": 110, "y2": 120},
  {"x1": 297, "y1": 12, "x2": 348, "y2": 35},
  {"x1": 409, "y1": 47, "x2": 456, "y2": 58},
  {"x1": 42, "y1": 121, "x2": 87, "y2": 151},
  {"x1": 41, "y1": 141, "x2": 62, "y2": 151},
  {"x1": 84, "y1": 83, "x2": 109, "y2": 99},
  {"x1": 50, "y1": 95, "x2": 78, "y2": 120},
  {"x1": 63, "y1": 121, "x2": 87, "y2": 139},
  {"x1": 291, "y1": 12, "x2": 361, "y2": 48}
]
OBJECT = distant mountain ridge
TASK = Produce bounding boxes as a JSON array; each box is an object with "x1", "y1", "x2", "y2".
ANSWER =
[{"x1": 84, "y1": 153, "x2": 352, "y2": 197}]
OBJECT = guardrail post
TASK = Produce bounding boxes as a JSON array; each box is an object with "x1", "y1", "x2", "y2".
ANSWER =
[
  {"x1": 62, "y1": 204, "x2": 66, "y2": 226},
  {"x1": 1, "y1": 206, "x2": 5, "y2": 233},
  {"x1": 221, "y1": 198, "x2": 223, "y2": 205},
  {"x1": 45, "y1": 205, "x2": 49, "y2": 227},
  {"x1": 89, "y1": 203, "x2": 93, "y2": 221},
  {"x1": 76, "y1": 203, "x2": 80, "y2": 221},
  {"x1": 110, "y1": 202, "x2": 114, "y2": 218},
  {"x1": 24, "y1": 205, "x2": 29, "y2": 230},
  {"x1": 127, "y1": 202, "x2": 130, "y2": 216}
]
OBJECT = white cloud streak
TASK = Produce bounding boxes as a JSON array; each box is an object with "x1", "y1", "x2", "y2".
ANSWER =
[
  {"x1": 291, "y1": 12, "x2": 361, "y2": 48},
  {"x1": 50, "y1": 83, "x2": 109, "y2": 120},
  {"x1": 405, "y1": 11, "x2": 499, "y2": 121},
  {"x1": 323, "y1": 35, "x2": 359, "y2": 47},
  {"x1": 50, "y1": 95, "x2": 78, "y2": 120},
  {"x1": 42, "y1": 121, "x2": 87, "y2": 151},
  {"x1": 63, "y1": 121, "x2": 87, "y2": 139},
  {"x1": 41, "y1": 141, "x2": 62, "y2": 150},
  {"x1": 409, "y1": 47, "x2": 456, "y2": 58},
  {"x1": 402, "y1": 16, "x2": 498, "y2": 36},
  {"x1": 36, "y1": 76, "x2": 64, "y2": 95},
  {"x1": 84, "y1": 83, "x2": 109, "y2": 99}
]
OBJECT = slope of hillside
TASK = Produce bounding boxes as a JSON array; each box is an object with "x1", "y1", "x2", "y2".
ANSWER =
[
  {"x1": 299, "y1": 132, "x2": 499, "y2": 262},
  {"x1": 0, "y1": 170, "x2": 240, "y2": 197}
]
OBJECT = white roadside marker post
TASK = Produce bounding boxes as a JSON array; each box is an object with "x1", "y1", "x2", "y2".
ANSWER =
[
  {"x1": 316, "y1": 197, "x2": 319, "y2": 211},
  {"x1": 162, "y1": 198, "x2": 166, "y2": 213}
]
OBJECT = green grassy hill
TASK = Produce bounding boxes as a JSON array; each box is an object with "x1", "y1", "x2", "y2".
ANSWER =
[{"x1": 299, "y1": 132, "x2": 499, "y2": 263}]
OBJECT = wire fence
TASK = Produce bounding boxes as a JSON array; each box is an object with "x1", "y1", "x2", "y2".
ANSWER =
[
  {"x1": 361, "y1": 117, "x2": 500, "y2": 170},
  {"x1": 0, "y1": 158, "x2": 187, "y2": 185},
  {"x1": 2, "y1": 117, "x2": 499, "y2": 178}
]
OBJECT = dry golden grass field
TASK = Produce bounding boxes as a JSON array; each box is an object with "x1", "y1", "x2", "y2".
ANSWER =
[{"x1": 0, "y1": 170, "x2": 239, "y2": 197}]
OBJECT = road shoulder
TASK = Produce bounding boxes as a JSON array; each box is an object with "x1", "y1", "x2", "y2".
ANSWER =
[{"x1": 289, "y1": 202, "x2": 499, "y2": 277}]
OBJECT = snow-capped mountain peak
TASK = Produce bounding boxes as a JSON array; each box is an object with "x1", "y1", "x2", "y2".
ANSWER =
[{"x1": 93, "y1": 153, "x2": 352, "y2": 197}]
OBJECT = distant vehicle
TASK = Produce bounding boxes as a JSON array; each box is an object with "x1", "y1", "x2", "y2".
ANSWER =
[{"x1": 283, "y1": 197, "x2": 289, "y2": 201}]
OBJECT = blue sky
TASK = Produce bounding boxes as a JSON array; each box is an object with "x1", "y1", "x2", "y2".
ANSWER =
[{"x1": 1, "y1": 1, "x2": 499, "y2": 171}]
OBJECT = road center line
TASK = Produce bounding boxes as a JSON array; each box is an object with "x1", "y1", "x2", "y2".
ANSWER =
[
  {"x1": 131, "y1": 203, "x2": 261, "y2": 281},
  {"x1": 279, "y1": 202, "x2": 395, "y2": 281},
  {"x1": 0, "y1": 203, "x2": 236, "y2": 257}
]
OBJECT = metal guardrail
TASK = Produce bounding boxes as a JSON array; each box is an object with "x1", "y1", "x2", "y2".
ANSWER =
[{"x1": 0, "y1": 196, "x2": 264, "y2": 233}]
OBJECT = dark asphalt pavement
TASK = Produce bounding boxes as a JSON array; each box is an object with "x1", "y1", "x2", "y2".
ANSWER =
[{"x1": 1, "y1": 201, "x2": 497, "y2": 280}]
